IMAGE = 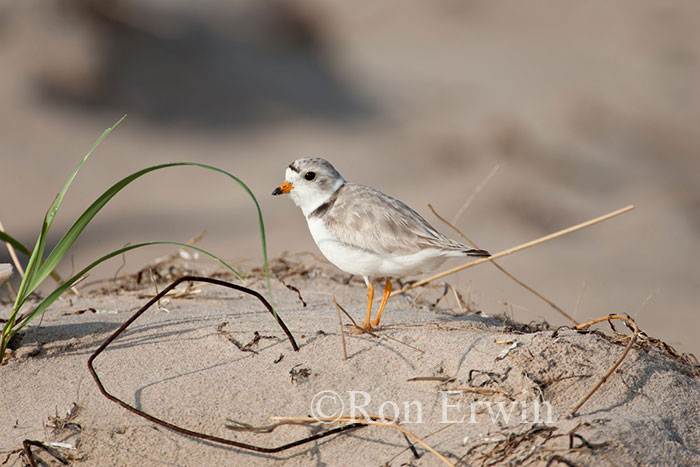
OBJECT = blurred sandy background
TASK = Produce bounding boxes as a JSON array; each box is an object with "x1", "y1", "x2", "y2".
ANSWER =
[{"x1": 1, "y1": 1, "x2": 698, "y2": 353}]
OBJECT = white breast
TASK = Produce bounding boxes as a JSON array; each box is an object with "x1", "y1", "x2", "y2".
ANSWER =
[{"x1": 306, "y1": 217, "x2": 448, "y2": 278}]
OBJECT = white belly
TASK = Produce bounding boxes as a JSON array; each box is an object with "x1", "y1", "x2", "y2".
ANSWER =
[{"x1": 306, "y1": 217, "x2": 447, "y2": 278}]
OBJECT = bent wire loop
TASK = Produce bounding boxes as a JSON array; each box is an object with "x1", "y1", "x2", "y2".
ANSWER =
[{"x1": 88, "y1": 275, "x2": 364, "y2": 454}]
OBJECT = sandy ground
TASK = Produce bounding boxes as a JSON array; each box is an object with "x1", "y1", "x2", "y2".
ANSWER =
[{"x1": 1, "y1": 256, "x2": 700, "y2": 466}]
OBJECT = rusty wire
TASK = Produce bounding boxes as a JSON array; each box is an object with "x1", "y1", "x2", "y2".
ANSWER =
[{"x1": 88, "y1": 275, "x2": 365, "y2": 454}]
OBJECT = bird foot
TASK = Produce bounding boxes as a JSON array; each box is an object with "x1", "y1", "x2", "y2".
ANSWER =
[{"x1": 345, "y1": 323, "x2": 377, "y2": 334}]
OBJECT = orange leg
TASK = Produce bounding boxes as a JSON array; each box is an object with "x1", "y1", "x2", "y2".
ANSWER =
[
  {"x1": 371, "y1": 279, "x2": 392, "y2": 328},
  {"x1": 362, "y1": 278, "x2": 374, "y2": 330}
]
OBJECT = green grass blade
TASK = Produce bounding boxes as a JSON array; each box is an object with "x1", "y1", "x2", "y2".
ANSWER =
[
  {"x1": 44, "y1": 115, "x2": 128, "y2": 233},
  {"x1": 0, "y1": 231, "x2": 33, "y2": 257},
  {"x1": 14, "y1": 115, "x2": 126, "y2": 307},
  {"x1": 24, "y1": 162, "x2": 272, "y2": 305},
  {"x1": 0, "y1": 231, "x2": 65, "y2": 284},
  {"x1": 10, "y1": 241, "x2": 242, "y2": 336}
]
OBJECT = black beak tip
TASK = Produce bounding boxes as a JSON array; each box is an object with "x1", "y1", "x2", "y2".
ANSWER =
[{"x1": 272, "y1": 187, "x2": 283, "y2": 196}]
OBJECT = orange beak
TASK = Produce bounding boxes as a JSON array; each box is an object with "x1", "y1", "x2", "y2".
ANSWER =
[{"x1": 272, "y1": 181, "x2": 293, "y2": 196}]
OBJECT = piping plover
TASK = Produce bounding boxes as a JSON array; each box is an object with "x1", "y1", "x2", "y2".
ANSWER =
[{"x1": 272, "y1": 157, "x2": 489, "y2": 329}]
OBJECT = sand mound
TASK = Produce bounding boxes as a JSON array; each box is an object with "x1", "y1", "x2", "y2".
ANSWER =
[{"x1": 2, "y1": 256, "x2": 699, "y2": 466}]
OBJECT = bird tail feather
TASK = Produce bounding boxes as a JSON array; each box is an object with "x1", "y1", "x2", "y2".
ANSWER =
[{"x1": 464, "y1": 248, "x2": 490, "y2": 257}]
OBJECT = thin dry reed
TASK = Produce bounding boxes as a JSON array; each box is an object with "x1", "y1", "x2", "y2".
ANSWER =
[{"x1": 392, "y1": 205, "x2": 635, "y2": 297}]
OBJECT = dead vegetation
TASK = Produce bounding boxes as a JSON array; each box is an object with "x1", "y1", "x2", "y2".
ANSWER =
[
  {"x1": 4, "y1": 404, "x2": 84, "y2": 467},
  {"x1": 78, "y1": 264, "x2": 698, "y2": 465},
  {"x1": 217, "y1": 324, "x2": 278, "y2": 354},
  {"x1": 6, "y1": 259, "x2": 699, "y2": 465},
  {"x1": 457, "y1": 423, "x2": 610, "y2": 466}
]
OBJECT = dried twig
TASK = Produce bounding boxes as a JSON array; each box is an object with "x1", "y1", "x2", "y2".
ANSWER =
[
  {"x1": 332, "y1": 297, "x2": 348, "y2": 360},
  {"x1": 450, "y1": 285, "x2": 466, "y2": 314},
  {"x1": 22, "y1": 439, "x2": 71, "y2": 467},
  {"x1": 333, "y1": 299, "x2": 378, "y2": 337},
  {"x1": 383, "y1": 334, "x2": 425, "y2": 354},
  {"x1": 279, "y1": 278, "x2": 307, "y2": 307},
  {"x1": 217, "y1": 324, "x2": 274, "y2": 354},
  {"x1": 407, "y1": 376, "x2": 456, "y2": 383},
  {"x1": 383, "y1": 423, "x2": 455, "y2": 465},
  {"x1": 408, "y1": 376, "x2": 512, "y2": 397},
  {"x1": 429, "y1": 203, "x2": 577, "y2": 324},
  {"x1": 441, "y1": 386, "x2": 513, "y2": 398},
  {"x1": 271, "y1": 415, "x2": 454, "y2": 467},
  {"x1": 46, "y1": 403, "x2": 81, "y2": 433},
  {"x1": 568, "y1": 314, "x2": 639, "y2": 418},
  {"x1": 149, "y1": 269, "x2": 169, "y2": 312},
  {"x1": 393, "y1": 205, "x2": 635, "y2": 297}
]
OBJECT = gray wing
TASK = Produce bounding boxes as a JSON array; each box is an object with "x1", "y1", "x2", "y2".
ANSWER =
[{"x1": 321, "y1": 183, "x2": 468, "y2": 255}]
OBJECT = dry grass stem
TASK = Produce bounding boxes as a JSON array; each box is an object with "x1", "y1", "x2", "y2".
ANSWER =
[
  {"x1": 394, "y1": 205, "x2": 635, "y2": 298},
  {"x1": 332, "y1": 297, "x2": 349, "y2": 360},
  {"x1": 383, "y1": 423, "x2": 455, "y2": 465},
  {"x1": 450, "y1": 163, "x2": 501, "y2": 225},
  {"x1": 633, "y1": 293, "x2": 654, "y2": 321},
  {"x1": 149, "y1": 269, "x2": 170, "y2": 312},
  {"x1": 407, "y1": 376, "x2": 513, "y2": 397},
  {"x1": 442, "y1": 386, "x2": 513, "y2": 397},
  {"x1": 333, "y1": 299, "x2": 378, "y2": 337},
  {"x1": 0, "y1": 219, "x2": 24, "y2": 278},
  {"x1": 568, "y1": 314, "x2": 639, "y2": 418},
  {"x1": 382, "y1": 333, "x2": 425, "y2": 354},
  {"x1": 429, "y1": 203, "x2": 577, "y2": 324},
  {"x1": 270, "y1": 415, "x2": 454, "y2": 466},
  {"x1": 407, "y1": 376, "x2": 457, "y2": 383},
  {"x1": 450, "y1": 285, "x2": 465, "y2": 314}
]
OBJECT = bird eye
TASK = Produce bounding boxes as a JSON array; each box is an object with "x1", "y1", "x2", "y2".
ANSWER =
[{"x1": 304, "y1": 171, "x2": 317, "y2": 181}]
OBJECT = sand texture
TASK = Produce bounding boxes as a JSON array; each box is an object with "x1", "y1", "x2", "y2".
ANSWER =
[{"x1": 2, "y1": 256, "x2": 699, "y2": 466}]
